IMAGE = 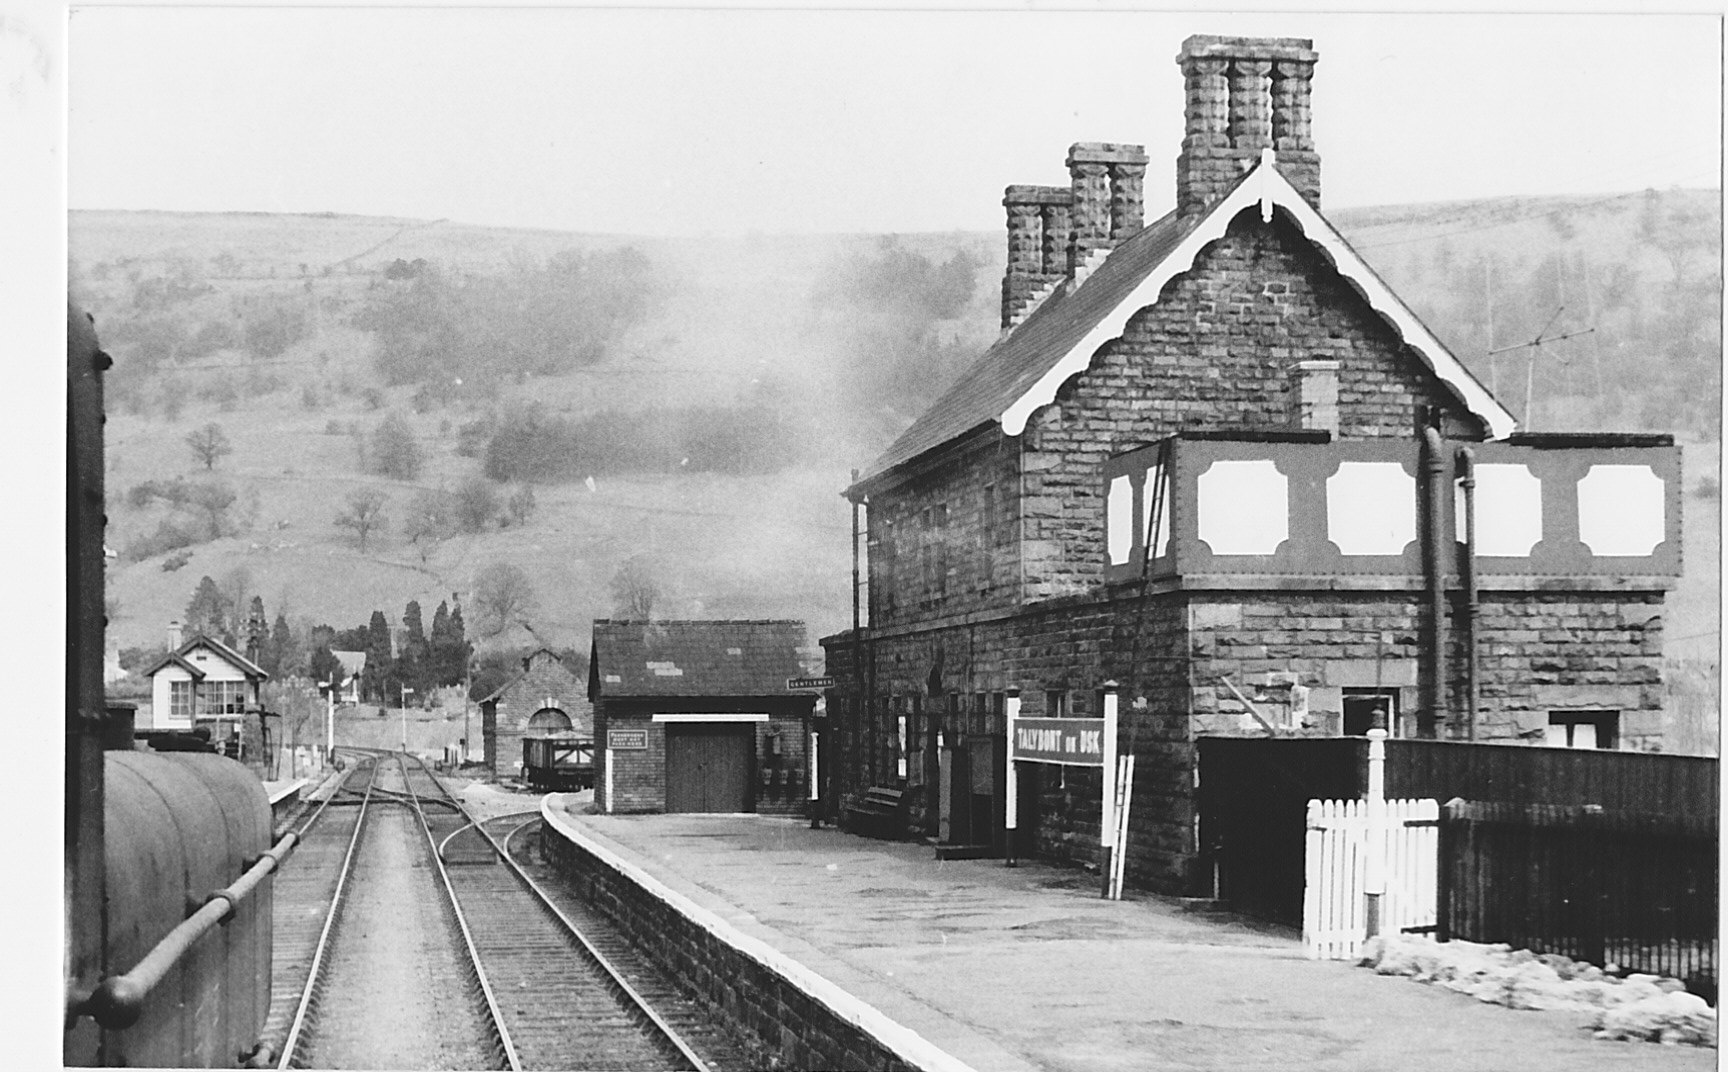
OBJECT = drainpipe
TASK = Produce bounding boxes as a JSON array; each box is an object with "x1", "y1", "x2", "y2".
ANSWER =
[
  {"x1": 1457, "y1": 446, "x2": 1479, "y2": 741},
  {"x1": 1421, "y1": 425, "x2": 1448, "y2": 739}
]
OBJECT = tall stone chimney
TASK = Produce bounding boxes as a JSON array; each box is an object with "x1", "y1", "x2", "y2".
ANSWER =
[
  {"x1": 167, "y1": 620, "x2": 183, "y2": 650},
  {"x1": 1176, "y1": 35, "x2": 1319, "y2": 218},
  {"x1": 1000, "y1": 142, "x2": 1149, "y2": 329},
  {"x1": 1066, "y1": 142, "x2": 1150, "y2": 270},
  {"x1": 1000, "y1": 184, "x2": 1072, "y2": 329}
]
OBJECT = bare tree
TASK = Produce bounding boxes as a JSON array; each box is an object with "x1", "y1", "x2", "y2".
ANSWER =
[
  {"x1": 185, "y1": 422, "x2": 233, "y2": 470},
  {"x1": 609, "y1": 554, "x2": 660, "y2": 619},
  {"x1": 404, "y1": 487, "x2": 455, "y2": 564},
  {"x1": 472, "y1": 562, "x2": 537, "y2": 638},
  {"x1": 334, "y1": 488, "x2": 389, "y2": 553}
]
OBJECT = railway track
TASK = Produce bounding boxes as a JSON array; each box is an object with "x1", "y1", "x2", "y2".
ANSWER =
[
  {"x1": 268, "y1": 751, "x2": 755, "y2": 1071},
  {"x1": 255, "y1": 754, "x2": 376, "y2": 1064},
  {"x1": 274, "y1": 752, "x2": 508, "y2": 1070},
  {"x1": 402, "y1": 759, "x2": 729, "y2": 1071},
  {"x1": 490, "y1": 816, "x2": 769, "y2": 1072}
]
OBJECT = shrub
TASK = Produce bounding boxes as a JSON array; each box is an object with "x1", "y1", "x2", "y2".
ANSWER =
[
  {"x1": 452, "y1": 476, "x2": 499, "y2": 533},
  {"x1": 126, "y1": 519, "x2": 198, "y2": 562},
  {"x1": 369, "y1": 411, "x2": 424, "y2": 480}
]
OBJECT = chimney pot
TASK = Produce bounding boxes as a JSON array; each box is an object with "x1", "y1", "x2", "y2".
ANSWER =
[
  {"x1": 1066, "y1": 142, "x2": 1150, "y2": 267},
  {"x1": 1001, "y1": 184, "x2": 1073, "y2": 329},
  {"x1": 1176, "y1": 35, "x2": 1320, "y2": 217}
]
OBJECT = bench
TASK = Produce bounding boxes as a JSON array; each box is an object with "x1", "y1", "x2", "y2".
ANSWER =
[{"x1": 844, "y1": 786, "x2": 908, "y2": 841}]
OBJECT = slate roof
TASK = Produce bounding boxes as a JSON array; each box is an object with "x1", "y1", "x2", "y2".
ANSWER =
[
  {"x1": 590, "y1": 620, "x2": 809, "y2": 698},
  {"x1": 851, "y1": 156, "x2": 1513, "y2": 494},
  {"x1": 143, "y1": 632, "x2": 270, "y2": 681}
]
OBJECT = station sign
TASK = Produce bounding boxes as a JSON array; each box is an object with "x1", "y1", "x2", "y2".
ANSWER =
[
  {"x1": 787, "y1": 676, "x2": 835, "y2": 690},
  {"x1": 606, "y1": 728, "x2": 648, "y2": 750},
  {"x1": 1011, "y1": 717, "x2": 1106, "y2": 767}
]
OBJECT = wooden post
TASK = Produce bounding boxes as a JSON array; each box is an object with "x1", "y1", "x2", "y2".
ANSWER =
[
  {"x1": 1364, "y1": 724, "x2": 1388, "y2": 938},
  {"x1": 1004, "y1": 689, "x2": 1020, "y2": 867}
]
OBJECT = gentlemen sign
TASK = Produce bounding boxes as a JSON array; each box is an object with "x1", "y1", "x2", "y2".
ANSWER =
[
  {"x1": 1011, "y1": 717, "x2": 1106, "y2": 767},
  {"x1": 606, "y1": 729, "x2": 648, "y2": 750}
]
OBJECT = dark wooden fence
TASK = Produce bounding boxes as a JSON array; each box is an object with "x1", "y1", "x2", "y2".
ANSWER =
[
  {"x1": 1439, "y1": 800, "x2": 1717, "y2": 1000},
  {"x1": 1386, "y1": 739, "x2": 1719, "y2": 814},
  {"x1": 1197, "y1": 737, "x2": 1718, "y2": 932}
]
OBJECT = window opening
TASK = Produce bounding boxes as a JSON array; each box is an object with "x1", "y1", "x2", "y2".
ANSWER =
[
  {"x1": 1342, "y1": 688, "x2": 1399, "y2": 737},
  {"x1": 1547, "y1": 710, "x2": 1619, "y2": 750}
]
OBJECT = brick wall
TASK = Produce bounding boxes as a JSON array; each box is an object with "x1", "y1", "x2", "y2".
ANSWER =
[
  {"x1": 596, "y1": 706, "x2": 668, "y2": 813},
  {"x1": 595, "y1": 697, "x2": 814, "y2": 815}
]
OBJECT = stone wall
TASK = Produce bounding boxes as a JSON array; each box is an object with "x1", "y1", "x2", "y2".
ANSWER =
[
  {"x1": 483, "y1": 649, "x2": 589, "y2": 779},
  {"x1": 823, "y1": 580, "x2": 1670, "y2": 896},
  {"x1": 865, "y1": 434, "x2": 1021, "y2": 630},
  {"x1": 539, "y1": 814, "x2": 927, "y2": 1072},
  {"x1": 1021, "y1": 212, "x2": 1483, "y2": 602}
]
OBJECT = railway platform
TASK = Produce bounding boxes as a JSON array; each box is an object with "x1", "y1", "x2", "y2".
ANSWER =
[{"x1": 540, "y1": 796, "x2": 1712, "y2": 1072}]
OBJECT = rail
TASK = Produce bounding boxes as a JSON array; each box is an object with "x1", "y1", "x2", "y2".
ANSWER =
[
  {"x1": 274, "y1": 758, "x2": 381, "y2": 1068},
  {"x1": 483, "y1": 812, "x2": 712, "y2": 1072},
  {"x1": 398, "y1": 753, "x2": 521, "y2": 1070}
]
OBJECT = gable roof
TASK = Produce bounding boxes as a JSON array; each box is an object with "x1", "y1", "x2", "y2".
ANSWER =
[
  {"x1": 331, "y1": 650, "x2": 367, "y2": 678},
  {"x1": 143, "y1": 632, "x2": 270, "y2": 681},
  {"x1": 590, "y1": 619, "x2": 808, "y2": 698},
  {"x1": 145, "y1": 651, "x2": 206, "y2": 681},
  {"x1": 853, "y1": 152, "x2": 1515, "y2": 492},
  {"x1": 478, "y1": 648, "x2": 578, "y2": 705}
]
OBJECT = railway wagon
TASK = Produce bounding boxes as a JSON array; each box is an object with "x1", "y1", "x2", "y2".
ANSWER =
[{"x1": 523, "y1": 733, "x2": 595, "y2": 791}]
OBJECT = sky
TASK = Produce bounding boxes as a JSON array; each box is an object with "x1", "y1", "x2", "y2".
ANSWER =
[{"x1": 60, "y1": 5, "x2": 1726, "y2": 238}]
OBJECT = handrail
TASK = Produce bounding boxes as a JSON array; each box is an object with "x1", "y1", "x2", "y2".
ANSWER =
[{"x1": 70, "y1": 828, "x2": 300, "y2": 1029}]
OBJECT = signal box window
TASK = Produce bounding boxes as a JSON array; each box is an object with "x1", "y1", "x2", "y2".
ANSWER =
[{"x1": 1547, "y1": 711, "x2": 1619, "y2": 750}]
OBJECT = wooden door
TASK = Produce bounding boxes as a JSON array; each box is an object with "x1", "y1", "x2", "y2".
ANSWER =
[{"x1": 665, "y1": 724, "x2": 753, "y2": 813}]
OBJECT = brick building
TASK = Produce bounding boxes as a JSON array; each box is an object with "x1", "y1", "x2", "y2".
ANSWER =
[
  {"x1": 590, "y1": 620, "x2": 816, "y2": 816},
  {"x1": 820, "y1": 35, "x2": 1681, "y2": 894},
  {"x1": 478, "y1": 646, "x2": 591, "y2": 779}
]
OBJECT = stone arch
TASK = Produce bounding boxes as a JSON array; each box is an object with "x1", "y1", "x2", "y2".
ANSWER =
[{"x1": 524, "y1": 707, "x2": 572, "y2": 735}]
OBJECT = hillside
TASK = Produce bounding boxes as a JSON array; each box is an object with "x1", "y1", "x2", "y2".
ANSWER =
[{"x1": 72, "y1": 193, "x2": 1719, "y2": 675}]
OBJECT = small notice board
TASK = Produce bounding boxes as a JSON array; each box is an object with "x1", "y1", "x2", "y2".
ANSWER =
[{"x1": 607, "y1": 728, "x2": 649, "y2": 750}]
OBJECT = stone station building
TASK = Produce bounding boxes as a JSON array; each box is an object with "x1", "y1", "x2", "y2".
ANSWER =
[
  {"x1": 819, "y1": 35, "x2": 1681, "y2": 894},
  {"x1": 478, "y1": 646, "x2": 592, "y2": 780}
]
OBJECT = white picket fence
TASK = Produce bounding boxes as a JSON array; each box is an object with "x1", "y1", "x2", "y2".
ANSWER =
[{"x1": 1302, "y1": 797, "x2": 1440, "y2": 960}]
